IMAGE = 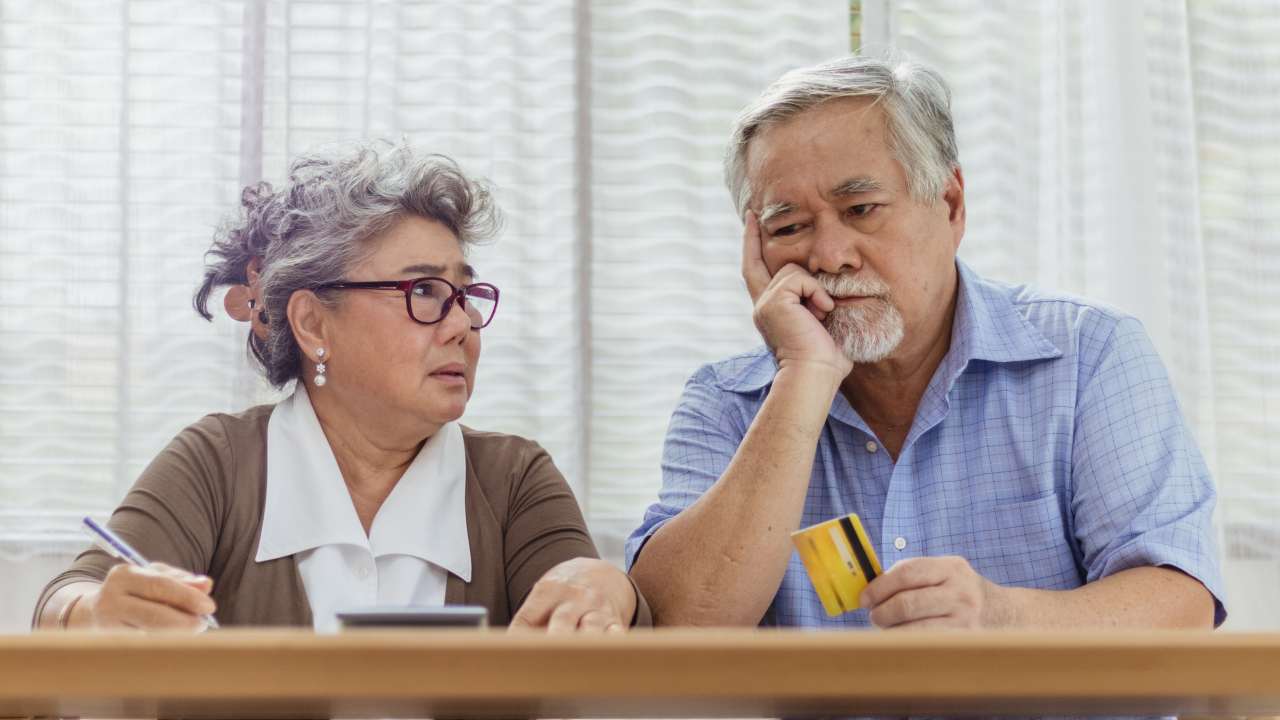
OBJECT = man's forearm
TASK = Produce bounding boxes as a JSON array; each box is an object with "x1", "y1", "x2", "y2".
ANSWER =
[
  {"x1": 992, "y1": 566, "x2": 1215, "y2": 629},
  {"x1": 630, "y1": 366, "x2": 839, "y2": 626}
]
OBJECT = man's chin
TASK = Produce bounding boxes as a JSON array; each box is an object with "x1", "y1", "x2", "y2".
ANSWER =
[
  {"x1": 824, "y1": 303, "x2": 905, "y2": 364},
  {"x1": 828, "y1": 325, "x2": 904, "y2": 364},
  {"x1": 847, "y1": 349, "x2": 898, "y2": 365}
]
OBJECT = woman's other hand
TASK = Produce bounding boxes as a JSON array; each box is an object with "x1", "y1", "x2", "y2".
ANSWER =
[
  {"x1": 509, "y1": 557, "x2": 637, "y2": 633},
  {"x1": 81, "y1": 562, "x2": 216, "y2": 631}
]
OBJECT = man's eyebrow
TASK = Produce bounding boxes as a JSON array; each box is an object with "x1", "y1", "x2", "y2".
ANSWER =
[
  {"x1": 400, "y1": 263, "x2": 477, "y2": 280},
  {"x1": 758, "y1": 202, "x2": 794, "y2": 225},
  {"x1": 832, "y1": 177, "x2": 884, "y2": 196}
]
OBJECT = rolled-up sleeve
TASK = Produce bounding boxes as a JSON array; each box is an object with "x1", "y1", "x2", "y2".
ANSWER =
[
  {"x1": 624, "y1": 364, "x2": 752, "y2": 570},
  {"x1": 1070, "y1": 315, "x2": 1227, "y2": 626}
]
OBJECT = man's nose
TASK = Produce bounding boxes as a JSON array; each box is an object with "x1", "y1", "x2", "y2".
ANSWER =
[{"x1": 808, "y1": 218, "x2": 863, "y2": 276}]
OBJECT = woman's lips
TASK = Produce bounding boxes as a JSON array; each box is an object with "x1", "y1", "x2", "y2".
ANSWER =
[{"x1": 429, "y1": 364, "x2": 467, "y2": 385}]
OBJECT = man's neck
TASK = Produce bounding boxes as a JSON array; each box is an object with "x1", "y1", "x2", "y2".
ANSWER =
[{"x1": 840, "y1": 290, "x2": 958, "y2": 455}]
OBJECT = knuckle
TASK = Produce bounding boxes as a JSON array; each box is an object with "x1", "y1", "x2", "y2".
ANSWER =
[
  {"x1": 897, "y1": 595, "x2": 915, "y2": 620},
  {"x1": 105, "y1": 563, "x2": 131, "y2": 583},
  {"x1": 140, "y1": 574, "x2": 167, "y2": 599},
  {"x1": 868, "y1": 606, "x2": 886, "y2": 627},
  {"x1": 894, "y1": 566, "x2": 917, "y2": 586}
]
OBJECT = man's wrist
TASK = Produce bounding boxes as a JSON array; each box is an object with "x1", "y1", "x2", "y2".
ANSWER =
[
  {"x1": 982, "y1": 582, "x2": 1024, "y2": 628},
  {"x1": 773, "y1": 360, "x2": 845, "y2": 397}
]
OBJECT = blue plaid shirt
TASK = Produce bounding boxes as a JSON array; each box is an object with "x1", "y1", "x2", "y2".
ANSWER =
[{"x1": 626, "y1": 260, "x2": 1226, "y2": 628}]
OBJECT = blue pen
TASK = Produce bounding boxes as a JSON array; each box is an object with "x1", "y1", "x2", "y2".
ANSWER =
[{"x1": 82, "y1": 516, "x2": 221, "y2": 629}]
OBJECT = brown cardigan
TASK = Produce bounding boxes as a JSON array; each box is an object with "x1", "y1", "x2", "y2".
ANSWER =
[{"x1": 34, "y1": 404, "x2": 650, "y2": 628}]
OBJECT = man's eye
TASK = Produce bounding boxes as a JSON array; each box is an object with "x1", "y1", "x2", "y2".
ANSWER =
[
  {"x1": 848, "y1": 204, "x2": 877, "y2": 218},
  {"x1": 771, "y1": 224, "x2": 802, "y2": 237}
]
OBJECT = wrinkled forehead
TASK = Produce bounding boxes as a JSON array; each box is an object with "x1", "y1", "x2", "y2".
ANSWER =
[
  {"x1": 359, "y1": 214, "x2": 476, "y2": 281},
  {"x1": 744, "y1": 97, "x2": 894, "y2": 206}
]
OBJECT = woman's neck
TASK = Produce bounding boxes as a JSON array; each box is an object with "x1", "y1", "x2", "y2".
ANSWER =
[{"x1": 307, "y1": 388, "x2": 433, "y2": 534}]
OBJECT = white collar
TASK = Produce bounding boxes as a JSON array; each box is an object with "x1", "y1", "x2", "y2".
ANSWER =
[{"x1": 255, "y1": 385, "x2": 472, "y2": 581}]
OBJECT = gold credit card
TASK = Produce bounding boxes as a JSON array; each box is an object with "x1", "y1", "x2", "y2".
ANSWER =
[{"x1": 791, "y1": 512, "x2": 884, "y2": 617}]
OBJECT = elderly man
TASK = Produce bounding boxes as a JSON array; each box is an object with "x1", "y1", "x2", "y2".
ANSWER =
[{"x1": 626, "y1": 56, "x2": 1225, "y2": 630}]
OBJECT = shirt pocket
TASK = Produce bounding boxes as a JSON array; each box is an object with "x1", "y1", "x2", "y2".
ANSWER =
[{"x1": 963, "y1": 492, "x2": 1083, "y2": 590}]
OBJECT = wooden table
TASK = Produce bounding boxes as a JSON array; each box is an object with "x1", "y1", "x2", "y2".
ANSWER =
[{"x1": 2, "y1": 629, "x2": 1279, "y2": 718}]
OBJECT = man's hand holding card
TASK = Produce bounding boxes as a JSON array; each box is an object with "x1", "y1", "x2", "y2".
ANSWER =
[{"x1": 793, "y1": 514, "x2": 1010, "y2": 629}]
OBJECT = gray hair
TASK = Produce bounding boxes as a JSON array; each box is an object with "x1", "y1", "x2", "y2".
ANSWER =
[
  {"x1": 725, "y1": 54, "x2": 960, "y2": 215},
  {"x1": 194, "y1": 139, "x2": 501, "y2": 387}
]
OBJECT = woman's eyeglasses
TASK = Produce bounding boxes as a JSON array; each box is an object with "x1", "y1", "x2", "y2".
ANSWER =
[{"x1": 315, "y1": 277, "x2": 499, "y2": 329}]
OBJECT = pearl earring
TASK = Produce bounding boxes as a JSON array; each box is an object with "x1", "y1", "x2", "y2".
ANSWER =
[{"x1": 314, "y1": 348, "x2": 327, "y2": 387}]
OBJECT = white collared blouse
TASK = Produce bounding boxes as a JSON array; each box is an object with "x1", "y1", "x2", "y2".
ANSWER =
[{"x1": 255, "y1": 386, "x2": 472, "y2": 632}]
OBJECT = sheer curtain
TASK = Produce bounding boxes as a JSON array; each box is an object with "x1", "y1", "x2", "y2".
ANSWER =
[
  {"x1": 0, "y1": 0, "x2": 849, "y2": 631},
  {"x1": 863, "y1": 0, "x2": 1280, "y2": 628},
  {"x1": 6, "y1": 0, "x2": 1276, "y2": 634}
]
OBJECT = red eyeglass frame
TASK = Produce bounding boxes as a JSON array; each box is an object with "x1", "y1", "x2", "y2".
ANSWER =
[{"x1": 315, "y1": 277, "x2": 500, "y2": 329}]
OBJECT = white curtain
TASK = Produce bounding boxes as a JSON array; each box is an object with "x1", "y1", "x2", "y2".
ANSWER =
[
  {"x1": 0, "y1": 0, "x2": 849, "y2": 631},
  {"x1": 5, "y1": 0, "x2": 1277, "y2": 633},
  {"x1": 863, "y1": 0, "x2": 1280, "y2": 628}
]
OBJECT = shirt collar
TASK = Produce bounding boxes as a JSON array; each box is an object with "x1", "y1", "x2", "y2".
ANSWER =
[
  {"x1": 944, "y1": 258, "x2": 1062, "y2": 373},
  {"x1": 719, "y1": 259, "x2": 1061, "y2": 395},
  {"x1": 255, "y1": 385, "x2": 472, "y2": 582}
]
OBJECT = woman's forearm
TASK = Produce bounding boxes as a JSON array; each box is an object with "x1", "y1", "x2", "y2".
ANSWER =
[{"x1": 35, "y1": 581, "x2": 101, "y2": 630}]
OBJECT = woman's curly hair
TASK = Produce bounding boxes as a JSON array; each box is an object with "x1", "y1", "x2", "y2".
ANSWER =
[{"x1": 194, "y1": 139, "x2": 501, "y2": 387}]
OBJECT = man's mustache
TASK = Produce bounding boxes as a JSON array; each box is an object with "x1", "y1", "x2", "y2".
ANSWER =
[{"x1": 815, "y1": 272, "x2": 890, "y2": 299}]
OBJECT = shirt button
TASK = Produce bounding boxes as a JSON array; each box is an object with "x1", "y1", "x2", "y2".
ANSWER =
[
  {"x1": 865, "y1": 441, "x2": 878, "y2": 453},
  {"x1": 358, "y1": 564, "x2": 371, "y2": 579},
  {"x1": 894, "y1": 536, "x2": 907, "y2": 551}
]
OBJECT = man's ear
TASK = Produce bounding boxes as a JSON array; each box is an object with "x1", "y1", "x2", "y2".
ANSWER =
[
  {"x1": 287, "y1": 289, "x2": 330, "y2": 362},
  {"x1": 944, "y1": 166, "x2": 966, "y2": 250}
]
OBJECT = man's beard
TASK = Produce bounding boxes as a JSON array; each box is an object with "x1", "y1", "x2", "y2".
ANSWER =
[{"x1": 816, "y1": 271, "x2": 905, "y2": 364}]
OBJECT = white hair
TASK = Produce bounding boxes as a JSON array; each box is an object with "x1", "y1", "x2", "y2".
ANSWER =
[
  {"x1": 725, "y1": 54, "x2": 960, "y2": 214},
  {"x1": 816, "y1": 271, "x2": 906, "y2": 363},
  {"x1": 195, "y1": 139, "x2": 501, "y2": 387}
]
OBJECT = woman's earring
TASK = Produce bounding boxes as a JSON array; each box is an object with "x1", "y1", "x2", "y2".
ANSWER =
[{"x1": 314, "y1": 348, "x2": 327, "y2": 387}]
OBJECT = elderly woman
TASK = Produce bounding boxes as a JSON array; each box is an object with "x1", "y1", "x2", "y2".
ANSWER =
[{"x1": 34, "y1": 141, "x2": 645, "y2": 632}]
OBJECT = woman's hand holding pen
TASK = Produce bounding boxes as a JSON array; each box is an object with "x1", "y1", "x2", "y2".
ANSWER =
[{"x1": 82, "y1": 562, "x2": 217, "y2": 631}]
